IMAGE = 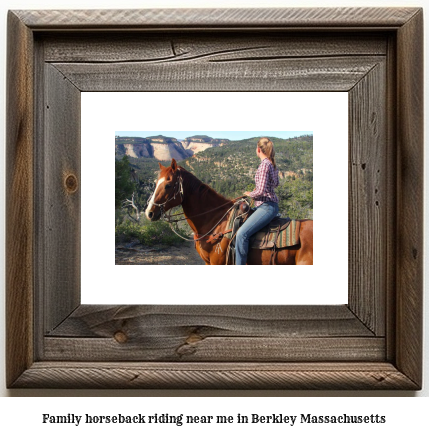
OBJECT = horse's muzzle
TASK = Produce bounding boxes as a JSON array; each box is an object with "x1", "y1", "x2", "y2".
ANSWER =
[{"x1": 146, "y1": 207, "x2": 161, "y2": 221}]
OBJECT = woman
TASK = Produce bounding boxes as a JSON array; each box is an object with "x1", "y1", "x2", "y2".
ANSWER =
[{"x1": 236, "y1": 137, "x2": 279, "y2": 265}]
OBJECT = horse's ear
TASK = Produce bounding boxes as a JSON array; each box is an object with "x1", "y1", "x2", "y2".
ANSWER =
[
  {"x1": 171, "y1": 159, "x2": 177, "y2": 172},
  {"x1": 158, "y1": 162, "x2": 165, "y2": 170}
]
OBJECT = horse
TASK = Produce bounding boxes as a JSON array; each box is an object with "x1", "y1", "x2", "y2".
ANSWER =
[{"x1": 145, "y1": 159, "x2": 313, "y2": 265}]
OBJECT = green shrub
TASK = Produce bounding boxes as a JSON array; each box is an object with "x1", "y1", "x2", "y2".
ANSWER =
[{"x1": 115, "y1": 219, "x2": 187, "y2": 246}]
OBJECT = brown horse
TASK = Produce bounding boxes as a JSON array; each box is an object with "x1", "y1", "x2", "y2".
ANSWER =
[{"x1": 145, "y1": 159, "x2": 313, "y2": 265}]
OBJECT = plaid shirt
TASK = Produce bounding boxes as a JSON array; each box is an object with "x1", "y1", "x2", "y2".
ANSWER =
[{"x1": 249, "y1": 158, "x2": 279, "y2": 207}]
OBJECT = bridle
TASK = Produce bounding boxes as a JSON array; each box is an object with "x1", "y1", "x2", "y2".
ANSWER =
[
  {"x1": 147, "y1": 169, "x2": 249, "y2": 242},
  {"x1": 146, "y1": 171, "x2": 184, "y2": 219}
]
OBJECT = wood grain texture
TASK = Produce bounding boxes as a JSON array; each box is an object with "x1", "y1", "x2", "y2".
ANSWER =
[
  {"x1": 14, "y1": 8, "x2": 420, "y2": 29},
  {"x1": 44, "y1": 337, "x2": 385, "y2": 362},
  {"x1": 6, "y1": 11, "x2": 35, "y2": 388},
  {"x1": 6, "y1": 7, "x2": 424, "y2": 390},
  {"x1": 43, "y1": 305, "x2": 380, "y2": 362},
  {"x1": 348, "y1": 61, "x2": 386, "y2": 336},
  {"x1": 384, "y1": 34, "x2": 398, "y2": 363},
  {"x1": 33, "y1": 38, "x2": 47, "y2": 361},
  {"x1": 52, "y1": 56, "x2": 384, "y2": 92},
  {"x1": 42, "y1": 33, "x2": 388, "y2": 63},
  {"x1": 395, "y1": 9, "x2": 423, "y2": 388},
  {"x1": 42, "y1": 64, "x2": 81, "y2": 333},
  {"x1": 47, "y1": 305, "x2": 374, "y2": 338},
  {"x1": 11, "y1": 362, "x2": 419, "y2": 390}
]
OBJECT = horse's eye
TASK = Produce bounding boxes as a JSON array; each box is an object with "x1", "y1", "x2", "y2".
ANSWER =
[{"x1": 165, "y1": 183, "x2": 172, "y2": 189}]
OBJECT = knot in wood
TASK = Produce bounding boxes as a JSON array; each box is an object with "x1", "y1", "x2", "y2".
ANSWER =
[
  {"x1": 186, "y1": 333, "x2": 203, "y2": 344},
  {"x1": 64, "y1": 174, "x2": 78, "y2": 193},
  {"x1": 114, "y1": 331, "x2": 128, "y2": 343}
]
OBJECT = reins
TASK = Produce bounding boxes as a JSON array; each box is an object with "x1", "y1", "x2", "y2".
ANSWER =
[
  {"x1": 166, "y1": 197, "x2": 249, "y2": 243},
  {"x1": 168, "y1": 201, "x2": 239, "y2": 242},
  {"x1": 164, "y1": 195, "x2": 247, "y2": 223},
  {"x1": 147, "y1": 169, "x2": 249, "y2": 242}
]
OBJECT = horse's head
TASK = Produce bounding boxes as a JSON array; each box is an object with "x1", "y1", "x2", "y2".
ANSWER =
[{"x1": 145, "y1": 159, "x2": 183, "y2": 221}]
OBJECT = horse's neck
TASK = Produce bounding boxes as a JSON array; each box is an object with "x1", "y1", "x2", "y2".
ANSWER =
[{"x1": 181, "y1": 173, "x2": 232, "y2": 235}]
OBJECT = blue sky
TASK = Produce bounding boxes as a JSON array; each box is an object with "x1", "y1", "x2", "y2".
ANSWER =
[{"x1": 115, "y1": 131, "x2": 312, "y2": 141}]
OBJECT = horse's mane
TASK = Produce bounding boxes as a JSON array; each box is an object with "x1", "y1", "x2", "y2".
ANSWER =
[{"x1": 178, "y1": 166, "x2": 232, "y2": 204}]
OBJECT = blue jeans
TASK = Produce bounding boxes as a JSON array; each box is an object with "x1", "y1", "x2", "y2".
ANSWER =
[{"x1": 235, "y1": 201, "x2": 279, "y2": 265}]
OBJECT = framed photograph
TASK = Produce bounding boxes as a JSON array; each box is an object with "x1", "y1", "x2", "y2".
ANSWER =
[
  {"x1": 6, "y1": 7, "x2": 423, "y2": 389},
  {"x1": 83, "y1": 92, "x2": 347, "y2": 306}
]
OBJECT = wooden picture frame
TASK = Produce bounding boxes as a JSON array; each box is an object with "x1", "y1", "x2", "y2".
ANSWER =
[{"x1": 6, "y1": 7, "x2": 423, "y2": 389}]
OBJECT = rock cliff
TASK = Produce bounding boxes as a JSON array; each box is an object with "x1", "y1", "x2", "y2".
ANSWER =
[{"x1": 116, "y1": 135, "x2": 229, "y2": 161}]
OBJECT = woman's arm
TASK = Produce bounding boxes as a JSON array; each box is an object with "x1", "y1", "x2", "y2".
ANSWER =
[{"x1": 245, "y1": 163, "x2": 269, "y2": 198}]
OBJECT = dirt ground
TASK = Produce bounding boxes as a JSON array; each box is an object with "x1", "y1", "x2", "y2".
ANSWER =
[{"x1": 115, "y1": 240, "x2": 205, "y2": 265}]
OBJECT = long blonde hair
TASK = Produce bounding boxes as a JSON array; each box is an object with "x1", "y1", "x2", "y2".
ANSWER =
[{"x1": 257, "y1": 137, "x2": 276, "y2": 168}]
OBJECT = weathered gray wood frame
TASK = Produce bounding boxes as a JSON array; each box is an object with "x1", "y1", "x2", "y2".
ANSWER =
[{"x1": 6, "y1": 8, "x2": 423, "y2": 389}]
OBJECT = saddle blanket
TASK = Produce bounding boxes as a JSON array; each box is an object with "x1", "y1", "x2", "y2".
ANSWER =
[
  {"x1": 224, "y1": 205, "x2": 301, "y2": 249},
  {"x1": 250, "y1": 218, "x2": 301, "y2": 249}
]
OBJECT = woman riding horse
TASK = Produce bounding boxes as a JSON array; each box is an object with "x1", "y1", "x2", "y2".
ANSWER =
[
  {"x1": 145, "y1": 157, "x2": 313, "y2": 265},
  {"x1": 236, "y1": 138, "x2": 279, "y2": 265}
]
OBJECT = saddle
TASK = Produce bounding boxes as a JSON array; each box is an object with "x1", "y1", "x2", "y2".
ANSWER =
[
  {"x1": 249, "y1": 216, "x2": 295, "y2": 249},
  {"x1": 224, "y1": 202, "x2": 301, "y2": 264},
  {"x1": 203, "y1": 201, "x2": 301, "y2": 264}
]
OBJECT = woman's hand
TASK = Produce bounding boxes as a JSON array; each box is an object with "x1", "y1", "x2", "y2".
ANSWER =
[{"x1": 243, "y1": 191, "x2": 252, "y2": 197}]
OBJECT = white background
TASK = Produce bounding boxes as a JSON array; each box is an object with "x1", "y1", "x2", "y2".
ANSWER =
[
  {"x1": 0, "y1": 0, "x2": 428, "y2": 427},
  {"x1": 82, "y1": 92, "x2": 348, "y2": 305}
]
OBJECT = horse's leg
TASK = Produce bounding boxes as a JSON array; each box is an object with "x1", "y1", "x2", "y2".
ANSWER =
[
  {"x1": 295, "y1": 221, "x2": 313, "y2": 265},
  {"x1": 295, "y1": 252, "x2": 311, "y2": 265},
  {"x1": 196, "y1": 242, "x2": 212, "y2": 265},
  {"x1": 248, "y1": 220, "x2": 314, "y2": 265}
]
